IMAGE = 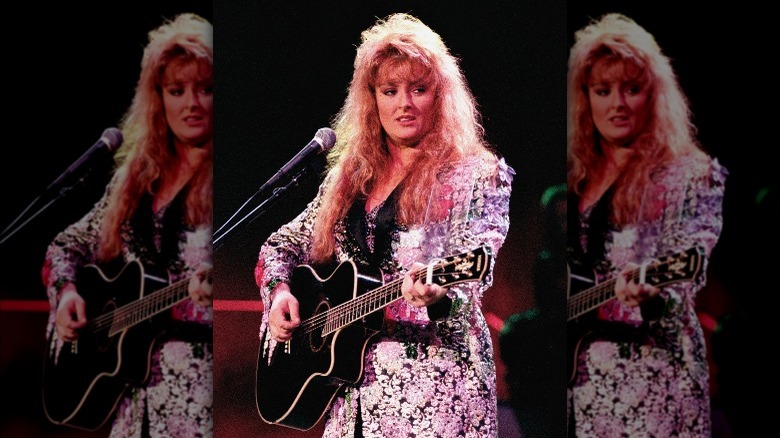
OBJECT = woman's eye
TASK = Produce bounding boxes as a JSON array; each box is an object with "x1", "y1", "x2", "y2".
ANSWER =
[
  {"x1": 412, "y1": 87, "x2": 427, "y2": 94},
  {"x1": 593, "y1": 88, "x2": 609, "y2": 96},
  {"x1": 382, "y1": 89, "x2": 397, "y2": 96},
  {"x1": 167, "y1": 88, "x2": 184, "y2": 96},
  {"x1": 200, "y1": 86, "x2": 214, "y2": 95}
]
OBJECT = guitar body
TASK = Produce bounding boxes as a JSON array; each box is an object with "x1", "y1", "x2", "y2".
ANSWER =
[
  {"x1": 42, "y1": 260, "x2": 168, "y2": 430},
  {"x1": 566, "y1": 263, "x2": 598, "y2": 385},
  {"x1": 255, "y1": 245, "x2": 492, "y2": 431},
  {"x1": 256, "y1": 260, "x2": 383, "y2": 431}
]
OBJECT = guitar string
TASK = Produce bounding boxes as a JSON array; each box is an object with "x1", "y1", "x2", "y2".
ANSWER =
[
  {"x1": 567, "y1": 271, "x2": 638, "y2": 320},
  {"x1": 567, "y1": 249, "x2": 700, "y2": 319},
  {"x1": 315, "y1": 270, "x2": 450, "y2": 336},
  {"x1": 293, "y1": 254, "x2": 471, "y2": 340},
  {"x1": 85, "y1": 270, "x2": 213, "y2": 335},
  {"x1": 314, "y1": 253, "x2": 485, "y2": 335},
  {"x1": 294, "y1": 269, "x2": 429, "y2": 338}
]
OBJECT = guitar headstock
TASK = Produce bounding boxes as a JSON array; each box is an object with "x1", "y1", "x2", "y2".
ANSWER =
[
  {"x1": 643, "y1": 246, "x2": 706, "y2": 287},
  {"x1": 429, "y1": 244, "x2": 493, "y2": 288}
]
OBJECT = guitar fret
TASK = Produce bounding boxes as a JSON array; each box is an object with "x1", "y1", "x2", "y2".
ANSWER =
[
  {"x1": 568, "y1": 247, "x2": 703, "y2": 321},
  {"x1": 316, "y1": 246, "x2": 490, "y2": 338},
  {"x1": 103, "y1": 267, "x2": 211, "y2": 337}
]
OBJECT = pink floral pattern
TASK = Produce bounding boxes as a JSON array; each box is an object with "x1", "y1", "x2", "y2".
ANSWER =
[
  {"x1": 43, "y1": 174, "x2": 213, "y2": 437},
  {"x1": 257, "y1": 153, "x2": 513, "y2": 437},
  {"x1": 570, "y1": 154, "x2": 727, "y2": 437}
]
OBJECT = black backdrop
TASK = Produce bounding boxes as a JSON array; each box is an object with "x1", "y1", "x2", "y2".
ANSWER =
[
  {"x1": 569, "y1": 2, "x2": 777, "y2": 437},
  {"x1": 213, "y1": 1, "x2": 566, "y2": 437},
  {"x1": 0, "y1": 2, "x2": 212, "y2": 437},
  {"x1": 5, "y1": 1, "x2": 770, "y2": 437}
]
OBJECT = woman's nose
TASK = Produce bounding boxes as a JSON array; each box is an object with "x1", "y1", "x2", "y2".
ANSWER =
[
  {"x1": 398, "y1": 90, "x2": 413, "y2": 109},
  {"x1": 185, "y1": 89, "x2": 201, "y2": 108},
  {"x1": 611, "y1": 91, "x2": 626, "y2": 109}
]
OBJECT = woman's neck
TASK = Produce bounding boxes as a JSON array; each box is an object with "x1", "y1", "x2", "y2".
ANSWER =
[
  {"x1": 152, "y1": 141, "x2": 210, "y2": 212},
  {"x1": 365, "y1": 140, "x2": 419, "y2": 212},
  {"x1": 579, "y1": 142, "x2": 634, "y2": 213}
]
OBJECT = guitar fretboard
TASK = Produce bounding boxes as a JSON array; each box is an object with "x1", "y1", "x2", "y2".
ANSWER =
[
  {"x1": 567, "y1": 273, "x2": 632, "y2": 321},
  {"x1": 87, "y1": 269, "x2": 213, "y2": 337},
  {"x1": 294, "y1": 248, "x2": 488, "y2": 340},
  {"x1": 568, "y1": 247, "x2": 704, "y2": 321},
  {"x1": 319, "y1": 271, "x2": 422, "y2": 335}
]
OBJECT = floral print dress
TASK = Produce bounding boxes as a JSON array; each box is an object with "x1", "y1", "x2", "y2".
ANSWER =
[
  {"x1": 568, "y1": 153, "x2": 727, "y2": 437},
  {"x1": 42, "y1": 173, "x2": 213, "y2": 437},
  {"x1": 256, "y1": 152, "x2": 513, "y2": 437}
]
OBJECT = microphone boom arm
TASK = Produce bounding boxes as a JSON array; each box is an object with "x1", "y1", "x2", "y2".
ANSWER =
[{"x1": 214, "y1": 163, "x2": 316, "y2": 251}]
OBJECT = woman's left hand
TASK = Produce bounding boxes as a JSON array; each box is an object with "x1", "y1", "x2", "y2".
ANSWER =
[
  {"x1": 615, "y1": 262, "x2": 659, "y2": 307},
  {"x1": 189, "y1": 262, "x2": 213, "y2": 307},
  {"x1": 402, "y1": 262, "x2": 448, "y2": 308}
]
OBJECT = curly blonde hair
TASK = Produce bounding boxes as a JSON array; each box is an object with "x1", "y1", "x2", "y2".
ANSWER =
[
  {"x1": 568, "y1": 13, "x2": 701, "y2": 224},
  {"x1": 99, "y1": 13, "x2": 213, "y2": 260},
  {"x1": 311, "y1": 13, "x2": 492, "y2": 262}
]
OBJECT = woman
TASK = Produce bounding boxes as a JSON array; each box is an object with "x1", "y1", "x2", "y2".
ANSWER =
[
  {"x1": 42, "y1": 13, "x2": 213, "y2": 437},
  {"x1": 256, "y1": 13, "x2": 513, "y2": 437},
  {"x1": 567, "y1": 13, "x2": 726, "y2": 436}
]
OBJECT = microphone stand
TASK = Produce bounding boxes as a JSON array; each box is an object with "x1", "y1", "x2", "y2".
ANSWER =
[
  {"x1": 213, "y1": 163, "x2": 319, "y2": 252},
  {"x1": 0, "y1": 174, "x2": 91, "y2": 246}
]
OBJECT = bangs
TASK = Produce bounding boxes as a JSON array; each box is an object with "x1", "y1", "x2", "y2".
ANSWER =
[
  {"x1": 369, "y1": 46, "x2": 438, "y2": 90},
  {"x1": 375, "y1": 58, "x2": 434, "y2": 86},
  {"x1": 160, "y1": 56, "x2": 212, "y2": 86},
  {"x1": 584, "y1": 44, "x2": 652, "y2": 88}
]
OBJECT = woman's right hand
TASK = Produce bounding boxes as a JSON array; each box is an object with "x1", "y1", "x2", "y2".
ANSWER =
[
  {"x1": 55, "y1": 283, "x2": 87, "y2": 342},
  {"x1": 268, "y1": 283, "x2": 300, "y2": 342},
  {"x1": 614, "y1": 263, "x2": 660, "y2": 307}
]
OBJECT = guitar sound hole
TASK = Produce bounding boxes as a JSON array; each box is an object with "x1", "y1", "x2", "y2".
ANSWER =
[{"x1": 309, "y1": 301, "x2": 329, "y2": 352}]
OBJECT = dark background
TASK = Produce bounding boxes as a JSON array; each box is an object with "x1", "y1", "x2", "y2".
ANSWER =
[
  {"x1": 569, "y1": 2, "x2": 777, "y2": 437},
  {"x1": 5, "y1": 2, "x2": 766, "y2": 438},
  {"x1": 0, "y1": 2, "x2": 213, "y2": 437},
  {"x1": 213, "y1": 1, "x2": 566, "y2": 437}
]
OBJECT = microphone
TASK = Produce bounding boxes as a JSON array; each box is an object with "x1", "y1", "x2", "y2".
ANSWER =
[
  {"x1": 214, "y1": 127, "x2": 336, "y2": 245},
  {"x1": 0, "y1": 127, "x2": 123, "y2": 245},
  {"x1": 260, "y1": 127, "x2": 336, "y2": 191},
  {"x1": 46, "y1": 127, "x2": 123, "y2": 192}
]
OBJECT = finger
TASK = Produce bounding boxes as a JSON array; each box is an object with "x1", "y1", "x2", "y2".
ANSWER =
[
  {"x1": 272, "y1": 325, "x2": 292, "y2": 342},
  {"x1": 287, "y1": 299, "x2": 300, "y2": 325},
  {"x1": 58, "y1": 325, "x2": 75, "y2": 341},
  {"x1": 278, "y1": 320, "x2": 299, "y2": 331},
  {"x1": 74, "y1": 302, "x2": 87, "y2": 327}
]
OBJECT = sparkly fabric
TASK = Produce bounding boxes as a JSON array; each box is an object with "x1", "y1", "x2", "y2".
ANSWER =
[
  {"x1": 42, "y1": 173, "x2": 213, "y2": 437},
  {"x1": 256, "y1": 152, "x2": 514, "y2": 437},
  {"x1": 568, "y1": 154, "x2": 727, "y2": 437}
]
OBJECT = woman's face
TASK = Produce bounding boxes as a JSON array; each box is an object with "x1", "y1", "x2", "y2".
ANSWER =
[
  {"x1": 162, "y1": 61, "x2": 214, "y2": 148},
  {"x1": 587, "y1": 61, "x2": 650, "y2": 148},
  {"x1": 374, "y1": 61, "x2": 435, "y2": 149}
]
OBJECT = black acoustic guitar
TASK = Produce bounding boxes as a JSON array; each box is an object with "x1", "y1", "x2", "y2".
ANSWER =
[
  {"x1": 42, "y1": 260, "x2": 211, "y2": 430},
  {"x1": 567, "y1": 246, "x2": 705, "y2": 384},
  {"x1": 255, "y1": 244, "x2": 492, "y2": 431}
]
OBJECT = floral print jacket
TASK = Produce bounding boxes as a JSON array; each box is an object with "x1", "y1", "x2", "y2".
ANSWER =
[
  {"x1": 42, "y1": 172, "x2": 213, "y2": 438},
  {"x1": 569, "y1": 153, "x2": 727, "y2": 437},
  {"x1": 256, "y1": 152, "x2": 513, "y2": 437}
]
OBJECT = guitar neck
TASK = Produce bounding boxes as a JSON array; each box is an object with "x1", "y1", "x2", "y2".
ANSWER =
[
  {"x1": 92, "y1": 269, "x2": 212, "y2": 337},
  {"x1": 567, "y1": 270, "x2": 639, "y2": 321},
  {"x1": 295, "y1": 245, "x2": 490, "y2": 339},
  {"x1": 320, "y1": 272, "x2": 421, "y2": 335}
]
